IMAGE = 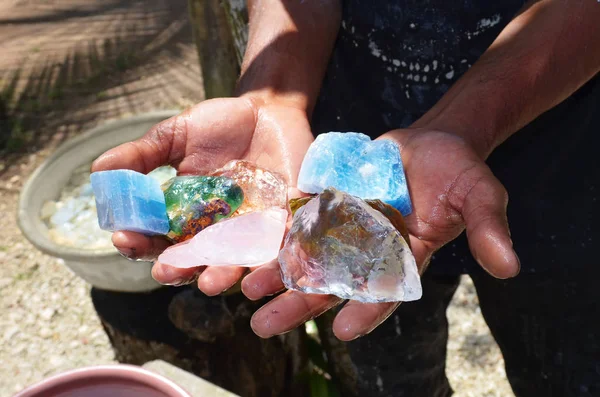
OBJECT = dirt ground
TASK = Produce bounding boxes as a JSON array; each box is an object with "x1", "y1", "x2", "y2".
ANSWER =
[{"x1": 0, "y1": 1, "x2": 514, "y2": 396}]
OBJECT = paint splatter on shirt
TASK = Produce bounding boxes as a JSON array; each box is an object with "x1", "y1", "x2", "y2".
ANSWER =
[
  {"x1": 313, "y1": 1, "x2": 527, "y2": 135},
  {"x1": 312, "y1": 1, "x2": 600, "y2": 275}
]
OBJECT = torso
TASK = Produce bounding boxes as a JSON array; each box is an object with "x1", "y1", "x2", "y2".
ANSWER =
[
  {"x1": 312, "y1": 1, "x2": 600, "y2": 275},
  {"x1": 313, "y1": 0, "x2": 527, "y2": 135}
]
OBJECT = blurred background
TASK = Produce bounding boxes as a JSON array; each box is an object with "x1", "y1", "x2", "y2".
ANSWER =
[{"x1": 0, "y1": 1, "x2": 514, "y2": 396}]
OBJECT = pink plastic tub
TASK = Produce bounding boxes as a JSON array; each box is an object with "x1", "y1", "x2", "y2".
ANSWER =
[{"x1": 14, "y1": 365, "x2": 191, "y2": 397}]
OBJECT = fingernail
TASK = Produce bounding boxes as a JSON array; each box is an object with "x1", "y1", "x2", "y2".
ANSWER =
[
  {"x1": 117, "y1": 247, "x2": 135, "y2": 259},
  {"x1": 221, "y1": 285, "x2": 235, "y2": 294},
  {"x1": 165, "y1": 270, "x2": 202, "y2": 286},
  {"x1": 347, "y1": 332, "x2": 366, "y2": 341},
  {"x1": 250, "y1": 312, "x2": 273, "y2": 339},
  {"x1": 163, "y1": 278, "x2": 185, "y2": 286},
  {"x1": 264, "y1": 287, "x2": 286, "y2": 297},
  {"x1": 512, "y1": 251, "x2": 521, "y2": 277}
]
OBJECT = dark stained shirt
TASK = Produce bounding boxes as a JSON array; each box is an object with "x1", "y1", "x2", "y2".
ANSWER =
[
  {"x1": 313, "y1": 0, "x2": 527, "y2": 133},
  {"x1": 312, "y1": 1, "x2": 600, "y2": 275}
]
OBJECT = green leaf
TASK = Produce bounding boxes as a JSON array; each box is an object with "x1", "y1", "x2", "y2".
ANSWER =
[
  {"x1": 306, "y1": 335, "x2": 328, "y2": 371},
  {"x1": 309, "y1": 373, "x2": 330, "y2": 397}
]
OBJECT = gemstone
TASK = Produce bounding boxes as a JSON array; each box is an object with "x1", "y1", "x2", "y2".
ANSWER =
[
  {"x1": 210, "y1": 160, "x2": 287, "y2": 215},
  {"x1": 90, "y1": 170, "x2": 169, "y2": 235},
  {"x1": 158, "y1": 207, "x2": 288, "y2": 268},
  {"x1": 162, "y1": 176, "x2": 244, "y2": 243},
  {"x1": 289, "y1": 196, "x2": 410, "y2": 245},
  {"x1": 297, "y1": 132, "x2": 412, "y2": 216},
  {"x1": 278, "y1": 188, "x2": 421, "y2": 303},
  {"x1": 364, "y1": 199, "x2": 411, "y2": 247},
  {"x1": 289, "y1": 196, "x2": 314, "y2": 216}
]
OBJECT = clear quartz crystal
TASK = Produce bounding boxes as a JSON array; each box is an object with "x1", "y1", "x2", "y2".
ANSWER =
[{"x1": 279, "y1": 188, "x2": 421, "y2": 303}]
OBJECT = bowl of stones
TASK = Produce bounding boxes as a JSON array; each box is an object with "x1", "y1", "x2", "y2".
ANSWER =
[{"x1": 18, "y1": 111, "x2": 179, "y2": 292}]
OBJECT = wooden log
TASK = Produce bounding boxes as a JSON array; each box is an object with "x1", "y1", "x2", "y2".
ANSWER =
[{"x1": 187, "y1": 0, "x2": 248, "y2": 98}]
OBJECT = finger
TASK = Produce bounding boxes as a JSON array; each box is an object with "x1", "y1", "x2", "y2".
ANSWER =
[
  {"x1": 251, "y1": 291, "x2": 343, "y2": 338},
  {"x1": 288, "y1": 186, "x2": 308, "y2": 201},
  {"x1": 241, "y1": 260, "x2": 285, "y2": 300},
  {"x1": 91, "y1": 113, "x2": 186, "y2": 174},
  {"x1": 197, "y1": 266, "x2": 248, "y2": 296},
  {"x1": 459, "y1": 172, "x2": 520, "y2": 279},
  {"x1": 151, "y1": 262, "x2": 204, "y2": 286},
  {"x1": 112, "y1": 231, "x2": 171, "y2": 261},
  {"x1": 332, "y1": 301, "x2": 399, "y2": 341},
  {"x1": 408, "y1": 235, "x2": 434, "y2": 274},
  {"x1": 91, "y1": 98, "x2": 256, "y2": 174}
]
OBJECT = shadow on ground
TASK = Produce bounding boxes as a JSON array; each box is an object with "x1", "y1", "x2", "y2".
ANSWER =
[
  {"x1": 0, "y1": 0, "x2": 200, "y2": 177},
  {"x1": 459, "y1": 333, "x2": 496, "y2": 366}
]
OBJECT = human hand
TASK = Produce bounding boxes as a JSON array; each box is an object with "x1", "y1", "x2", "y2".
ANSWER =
[
  {"x1": 91, "y1": 96, "x2": 314, "y2": 295},
  {"x1": 245, "y1": 128, "x2": 519, "y2": 341}
]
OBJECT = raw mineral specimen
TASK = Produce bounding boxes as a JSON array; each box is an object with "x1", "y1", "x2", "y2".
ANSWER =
[
  {"x1": 289, "y1": 196, "x2": 411, "y2": 245},
  {"x1": 210, "y1": 160, "x2": 287, "y2": 215},
  {"x1": 297, "y1": 132, "x2": 412, "y2": 216},
  {"x1": 364, "y1": 199, "x2": 411, "y2": 246},
  {"x1": 289, "y1": 196, "x2": 314, "y2": 216},
  {"x1": 279, "y1": 188, "x2": 421, "y2": 303},
  {"x1": 158, "y1": 207, "x2": 288, "y2": 268},
  {"x1": 162, "y1": 176, "x2": 244, "y2": 242},
  {"x1": 91, "y1": 169, "x2": 169, "y2": 235}
]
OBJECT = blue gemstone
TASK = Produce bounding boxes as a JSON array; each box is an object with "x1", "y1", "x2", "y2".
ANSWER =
[
  {"x1": 91, "y1": 170, "x2": 170, "y2": 235},
  {"x1": 297, "y1": 132, "x2": 412, "y2": 215}
]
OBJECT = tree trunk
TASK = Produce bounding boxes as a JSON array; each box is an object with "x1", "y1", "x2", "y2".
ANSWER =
[{"x1": 187, "y1": 0, "x2": 248, "y2": 98}]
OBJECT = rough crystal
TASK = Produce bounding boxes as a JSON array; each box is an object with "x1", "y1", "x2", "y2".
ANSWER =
[
  {"x1": 289, "y1": 196, "x2": 411, "y2": 246},
  {"x1": 158, "y1": 207, "x2": 288, "y2": 268},
  {"x1": 210, "y1": 160, "x2": 287, "y2": 215},
  {"x1": 297, "y1": 132, "x2": 412, "y2": 215},
  {"x1": 289, "y1": 196, "x2": 314, "y2": 216},
  {"x1": 364, "y1": 199, "x2": 411, "y2": 246},
  {"x1": 91, "y1": 170, "x2": 169, "y2": 235},
  {"x1": 162, "y1": 176, "x2": 244, "y2": 242},
  {"x1": 279, "y1": 188, "x2": 421, "y2": 303}
]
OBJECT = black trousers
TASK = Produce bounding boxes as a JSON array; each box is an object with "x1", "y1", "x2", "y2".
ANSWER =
[
  {"x1": 344, "y1": 264, "x2": 600, "y2": 397},
  {"x1": 313, "y1": 68, "x2": 600, "y2": 396}
]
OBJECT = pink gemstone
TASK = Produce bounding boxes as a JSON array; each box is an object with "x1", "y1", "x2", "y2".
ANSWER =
[{"x1": 158, "y1": 208, "x2": 288, "y2": 268}]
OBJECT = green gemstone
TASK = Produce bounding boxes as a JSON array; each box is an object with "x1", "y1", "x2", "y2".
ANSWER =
[{"x1": 162, "y1": 176, "x2": 244, "y2": 242}]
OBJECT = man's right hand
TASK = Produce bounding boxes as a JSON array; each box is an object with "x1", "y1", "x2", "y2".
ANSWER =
[
  {"x1": 94, "y1": 0, "x2": 345, "y2": 337},
  {"x1": 91, "y1": 95, "x2": 314, "y2": 295}
]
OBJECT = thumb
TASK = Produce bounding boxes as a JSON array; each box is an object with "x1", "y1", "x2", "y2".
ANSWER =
[{"x1": 453, "y1": 169, "x2": 520, "y2": 279}]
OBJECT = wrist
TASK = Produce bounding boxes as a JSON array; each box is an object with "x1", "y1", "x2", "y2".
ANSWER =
[
  {"x1": 237, "y1": 0, "x2": 341, "y2": 118},
  {"x1": 236, "y1": 92, "x2": 315, "y2": 143},
  {"x1": 235, "y1": 86, "x2": 311, "y2": 117},
  {"x1": 410, "y1": 70, "x2": 518, "y2": 160},
  {"x1": 411, "y1": 105, "x2": 498, "y2": 160}
]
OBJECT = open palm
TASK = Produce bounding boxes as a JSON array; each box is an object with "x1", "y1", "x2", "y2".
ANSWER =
[
  {"x1": 245, "y1": 128, "x2": 520, "y2": 341},
  {"x1": 92, "y1": 96, "x2": 314, "y2": 294},
  {"x1": 94, "y1": 103, "x2": 519, "y2": 341}
]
